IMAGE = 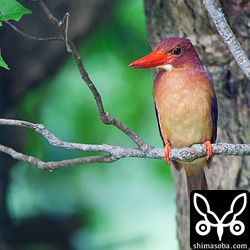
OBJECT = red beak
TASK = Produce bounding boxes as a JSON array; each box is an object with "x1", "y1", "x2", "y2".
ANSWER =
[{"x1": 129, "y1": 50, "x2": 170, "y2": 69}]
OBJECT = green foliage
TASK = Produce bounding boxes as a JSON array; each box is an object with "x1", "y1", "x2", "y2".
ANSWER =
[
  {"x1": 0, "y1": 0, "x2": 31, "y2": 69},
  {"x1": 0, "y1": 49, "x2": 9, "y2": 69},
  {"x1": 0, "y1": 0, "x2": 31, "y2": 21}
]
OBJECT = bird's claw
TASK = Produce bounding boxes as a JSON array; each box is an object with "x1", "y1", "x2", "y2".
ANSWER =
[
  {"x1": 204, "y1": 140, "x2": 212, "y2": 160},
  {"x1": 164, "y1": 142, "x2": 171, "y2": 164}
]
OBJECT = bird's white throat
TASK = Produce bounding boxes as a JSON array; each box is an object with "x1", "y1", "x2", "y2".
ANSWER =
[{"x1": 156, "y1": 64, "x2": 173, "y2": 73}]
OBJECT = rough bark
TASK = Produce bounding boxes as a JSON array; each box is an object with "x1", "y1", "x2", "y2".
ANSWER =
[{"x1": 144, "y1": 0, "x2": 250, "y2": 249}]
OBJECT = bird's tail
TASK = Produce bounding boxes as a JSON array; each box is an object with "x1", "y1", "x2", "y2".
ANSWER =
[{"x1": 186, "y1": 168, "x2": 208, "y2": 197}]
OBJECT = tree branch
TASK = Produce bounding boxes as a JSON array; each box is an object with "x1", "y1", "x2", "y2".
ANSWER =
[
  {"x1": 0, "y1": 12, "x2": 63, "y2": 42},
  {"x1": 33, "y1": 0, "x2": 149, "y2": 150},
  {"x1": 203, "y1": 0, "x2": 250, "y2": 80},
  {"x1": 0, "y1": 118, "x2": 249, "y2": 170},
  {"x1": 0, "y1": 144, "x2": 118, "y2": 170}
]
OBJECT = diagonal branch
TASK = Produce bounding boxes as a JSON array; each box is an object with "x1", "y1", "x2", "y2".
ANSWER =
[
  {"x1": 203, "y1": 0, "x2": 250, "y2": 79},
  {"x1": 34, "y1": 0, "x2": 149, "y2": 150}
]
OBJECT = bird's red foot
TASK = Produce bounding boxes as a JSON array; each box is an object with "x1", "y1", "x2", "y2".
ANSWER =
[
  {"x1": 164, "y1": 142, "x2": 171, "y2": 164},
  {"x1": 204, "y1": 140, "x2": 212, "y2": 160}
]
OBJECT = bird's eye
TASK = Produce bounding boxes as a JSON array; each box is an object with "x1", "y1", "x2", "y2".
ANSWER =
[{"x1": 173, "y1": 48, "x2": 182, "y2": 55}]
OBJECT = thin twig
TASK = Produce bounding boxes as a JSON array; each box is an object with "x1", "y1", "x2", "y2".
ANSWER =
[
  {"x1": 63, "y1": 13, "x2": 71, "y2": 52},
  {"x1": 0, "y1": 12, "x2": 63, "y2": 41},
  {"x1": 203, "y1": 0, "x2": 250, "y2": 79}
]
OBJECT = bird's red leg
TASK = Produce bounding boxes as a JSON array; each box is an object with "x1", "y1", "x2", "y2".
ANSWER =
[
  {"x1": 204, "y1": 140, "x2": 212, "y2": 160},
  {"x1": 164, "y1": 142, "x2": 171, "y2": 164}
]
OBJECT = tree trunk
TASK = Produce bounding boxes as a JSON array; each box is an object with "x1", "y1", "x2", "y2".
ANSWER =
[{"x1": 144, "y1": 0, "x2": 250, "y2": 249}]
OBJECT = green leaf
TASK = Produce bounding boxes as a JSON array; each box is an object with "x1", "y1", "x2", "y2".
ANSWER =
[
  {"x1": 0, "y1": 50, "x2": 10, "y2": 70},
  {"x1": 0, "y1": 0, "x2": 31, "y2": 22}
]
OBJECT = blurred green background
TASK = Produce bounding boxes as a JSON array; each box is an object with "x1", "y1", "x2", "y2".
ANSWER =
[{"x1": 7, "y1": 1, "x2": 177, "y2": 249}]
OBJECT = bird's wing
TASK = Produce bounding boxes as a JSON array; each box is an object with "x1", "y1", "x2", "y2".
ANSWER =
[
  {"x1": 154, "y1": 103, "x2": 165, "y2": 146},
  {"x1": 211, "y1": 92, "x2": 218, "y2": 143},
  {"x1": 206, "y1": 88, "x2": 218, "y2": 168},
  {"x1": 154, "y1": 103, "x2": 182, "y2": 171}
]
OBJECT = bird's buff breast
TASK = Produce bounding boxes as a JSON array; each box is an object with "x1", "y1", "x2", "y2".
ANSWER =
[{"x1": 154, "y1": 70, "x2": 213, "y2": 149}]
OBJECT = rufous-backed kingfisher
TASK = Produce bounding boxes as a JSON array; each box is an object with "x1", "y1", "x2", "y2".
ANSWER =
[{"x1": 129, "y1": 38, "x2": 218, "y2": 196}]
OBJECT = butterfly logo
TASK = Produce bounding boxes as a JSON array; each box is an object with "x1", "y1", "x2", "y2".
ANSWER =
[{"x1": 193, "y1": 193, "x2": 247, "y2": 241}]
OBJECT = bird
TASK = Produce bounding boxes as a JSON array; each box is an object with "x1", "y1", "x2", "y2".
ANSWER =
[{"x1": 129, "y1": 38, "x2": 218, "y2": 196}]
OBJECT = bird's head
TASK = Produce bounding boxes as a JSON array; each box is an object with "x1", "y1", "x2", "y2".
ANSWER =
[{"x1": 129, "y1": 38, "x2": 200, "y2": 72}]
